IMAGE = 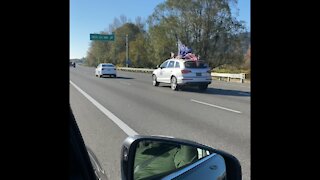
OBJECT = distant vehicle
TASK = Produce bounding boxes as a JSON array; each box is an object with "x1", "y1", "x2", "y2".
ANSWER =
[
  {"x1": 70, "y1": 62, "x2": 76, "y2": 68},
  {"x1": 95, "y1": 63, "x2": 117, "y2": 78},
  {"x1": 152, "y1": 59, "x2": 212, "y2": 91}
]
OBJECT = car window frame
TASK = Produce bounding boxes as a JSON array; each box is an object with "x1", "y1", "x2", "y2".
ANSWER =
[
  {"x1": 167, "y1": 61, "x2": 175, "y2": 68},
  {"x1": 160, "y1": 60, "x2": 169, "y2": 68},
  {"x1": 175, "y1": 61, "x2": 180, "y2": 68}
]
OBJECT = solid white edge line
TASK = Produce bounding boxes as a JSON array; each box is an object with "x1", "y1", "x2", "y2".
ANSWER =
[
  {"x1": 191, "y1": 99, "x2": 242, "y2": 114},
  {"x1": 70, "y1": 80, "x2": 138, "y2": 136}
]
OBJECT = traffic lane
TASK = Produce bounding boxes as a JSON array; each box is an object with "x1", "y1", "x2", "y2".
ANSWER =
[
  {"x1": 92, "y1": 69, "x2": 250, "y2": 116},
  {"x1": 70, "y1": 67, "x2": 250, "y2": 115},
  {"x1": 70, "y1": 70, "x2": 250, "y2": 166},
  {"x1": 71, "y1": 67, "x2": 249, "y2": 139},
  {"x1": 70, "y1": 67, "x2": 250, "y2": 179},
  {"x1": 70, "y1": 68, "x2": 250, "y2": 149},
  {"x1": 114, "y1": 69, "x2": 250, "y2": 92},
  {"x1": 112, "y1": 70, "x2": 251, "y2": 107},
  {"x1": 173, "y1": 87, "x2": 250, "y2": 117},
  {"x1": 70, "y1": 85, "x2": 127, "y2": 180},
  {"x1": 144, "y1": 83, "x2": 250, "y2": 117},
  {"x1": 72, "y1": 65, "x2": 95, "y2": 76},
  {"x1": 121, "y1": 70, "x2": 250, "y2": 116},
  {"x1": 70, "y1": 70, "x2": 249, "y2": 142},
  {"x1": 69, "y1": 78, "x2": 250, "y2": 180}
]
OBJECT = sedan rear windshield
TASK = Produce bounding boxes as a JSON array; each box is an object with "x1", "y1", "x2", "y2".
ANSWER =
[
  {"x1": 184, "y1": 61, "x2": 208, "y2": 68},
  {"x1": 102, "y1": 64, "x2": 114, "y2": 67}
]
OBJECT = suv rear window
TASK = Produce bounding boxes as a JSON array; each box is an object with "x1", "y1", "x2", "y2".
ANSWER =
[
  {"x1": 184, "y1": 61, "x2": 208, "y2": 68},
  {"x1": 102, "y1": 64, "x2": 114, "y2": 67}
]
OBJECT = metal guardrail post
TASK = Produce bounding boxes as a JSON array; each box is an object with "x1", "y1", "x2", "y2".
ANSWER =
[{"x1": 240, "y1": 73, "x2": 246, "y2": 83}]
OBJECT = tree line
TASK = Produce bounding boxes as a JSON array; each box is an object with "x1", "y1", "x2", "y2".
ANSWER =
[{"x1": 85, "y1": 0, "x2": 250, "y2": 69}]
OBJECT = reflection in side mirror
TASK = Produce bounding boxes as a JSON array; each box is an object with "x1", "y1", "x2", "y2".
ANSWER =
[
  {"x1": 162, "y1": 153, "x2": 226, "y2": 180},
  {"x1": 134, "y1": 140, "x2": 212, "y2": 180},
  {"x1": 121, "y1": 135, "x2": 240, "y2": 180}
]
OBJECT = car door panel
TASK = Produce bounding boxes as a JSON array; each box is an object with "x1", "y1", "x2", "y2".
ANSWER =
[
  {"x1": 163, "y1": 60, "x2": 175, "y2": 83},
  {"x1": 157, "y1": 60, "x2": 169, "y2": 82}
]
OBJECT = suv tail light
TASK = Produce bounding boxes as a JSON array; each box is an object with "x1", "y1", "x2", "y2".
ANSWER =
[{"x1": 181, "y1": 69, "x2": 192, "y2": 74}]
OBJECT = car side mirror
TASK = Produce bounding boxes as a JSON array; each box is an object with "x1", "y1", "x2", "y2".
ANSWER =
[
  {"x1": 121, "y1": 135, "x2": 241, "y2": 180},
  {"x1": 156, "y1": 65, "x2": 160, "y2": 69}
]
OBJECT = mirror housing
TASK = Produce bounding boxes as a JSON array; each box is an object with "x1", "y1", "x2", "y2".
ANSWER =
[{"x1": 121, "y1": 135, "x2": 241, "y2": 180}]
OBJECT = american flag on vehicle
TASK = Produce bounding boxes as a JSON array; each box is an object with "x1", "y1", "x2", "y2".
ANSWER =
[{"x1": 176, "y1": 39, "x2": 198, "y2": 60}]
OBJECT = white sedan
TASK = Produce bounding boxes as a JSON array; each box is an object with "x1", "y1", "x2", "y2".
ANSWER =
[{"x1": 95, "y1": 63, "x2": 117, "y2": 78}]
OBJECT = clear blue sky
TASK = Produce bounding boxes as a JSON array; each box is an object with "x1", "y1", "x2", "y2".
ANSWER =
[{"x1": 70, "y1": 0, "x2": 250, "y2": 59}]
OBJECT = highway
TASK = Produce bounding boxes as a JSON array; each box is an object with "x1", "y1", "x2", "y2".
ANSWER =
[{"x1": 70, "y1": 65, "x2": 250, "y2": 180}]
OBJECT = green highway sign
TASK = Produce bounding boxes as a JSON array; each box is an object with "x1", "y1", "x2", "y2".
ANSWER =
[{"x1": 90, "y1": 34, "x2": 115, "y2": 41}]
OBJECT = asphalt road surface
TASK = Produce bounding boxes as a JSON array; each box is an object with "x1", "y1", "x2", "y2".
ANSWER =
[{"x1": 70, "y1": 65, "x2": 250, "y2": 180}]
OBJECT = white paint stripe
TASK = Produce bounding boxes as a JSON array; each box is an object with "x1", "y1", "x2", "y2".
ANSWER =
[
  {"x1": 70, "y1": 80, "x2": 138, "y2": 136},
  {"x1": 191, "y1": 99, "x2": 242, "y2": 114}
]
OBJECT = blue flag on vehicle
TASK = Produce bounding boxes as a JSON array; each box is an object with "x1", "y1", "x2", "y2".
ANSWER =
[{"x1": 178, "y1": 40, "x2": 192, "y2": 57}]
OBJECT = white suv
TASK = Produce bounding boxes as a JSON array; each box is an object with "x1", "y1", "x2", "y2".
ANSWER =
[{"x1": 152, "y1": 59, "x2": 212, "y2": 91}]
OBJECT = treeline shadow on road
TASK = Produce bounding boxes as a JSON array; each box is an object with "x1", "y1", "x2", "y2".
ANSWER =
[
  {"x1": 101, "y1": 76, "x2": 134, "y2": 79},
  {"x1": 116, "y1": 76, "x2": 135, "y2": 79},
  {"x1": 160, "y1": 85, "x2": 250, "y2": 97}
]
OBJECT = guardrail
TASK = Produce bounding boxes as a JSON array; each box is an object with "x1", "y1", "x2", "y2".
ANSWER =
[
  {"x1": 211, "y1": 73, "x2": 246, "y2": 83},
  {"x1": 117, "y1": 67, "x2": 246, "y2": 83},
  {"x1": 117, "y1": 67, "x2": 154, "y2": 73}
]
